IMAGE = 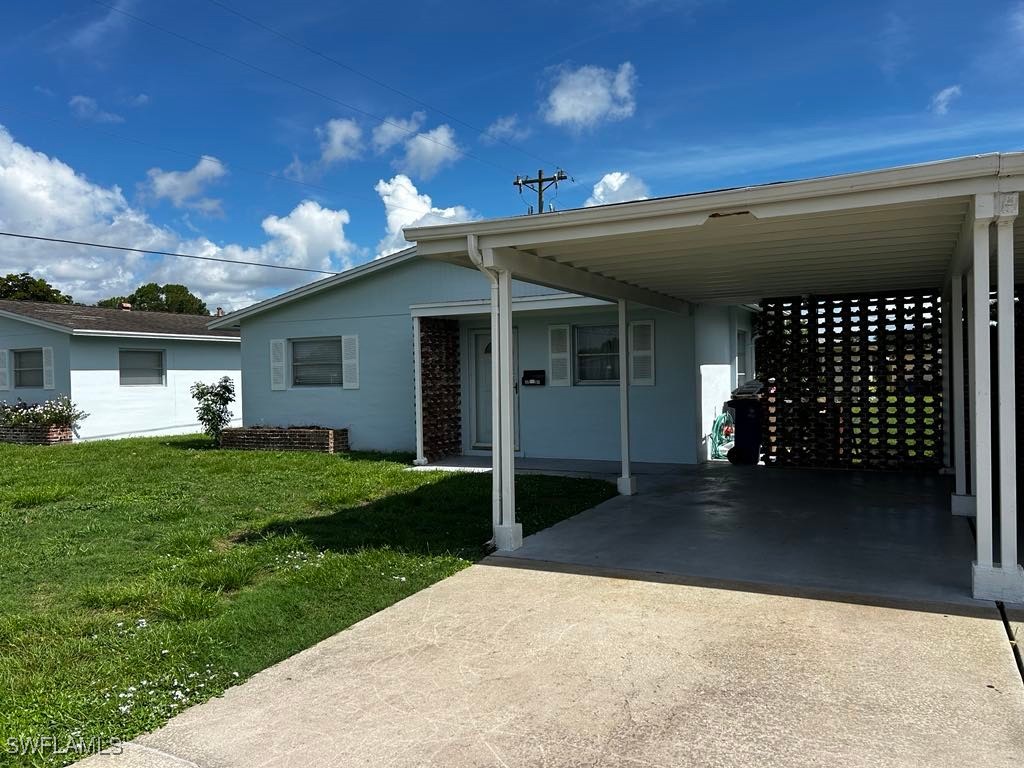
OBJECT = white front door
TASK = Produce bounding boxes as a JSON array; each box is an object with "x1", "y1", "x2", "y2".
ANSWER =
[{"x1": 471, "y1": 328, "x2": 519, "y2": 450}]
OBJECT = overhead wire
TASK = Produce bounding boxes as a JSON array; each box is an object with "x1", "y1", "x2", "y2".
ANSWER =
[
  {"x1": 0, "y1": 232, "x2": 341, "y2": 275},
  {"x1": 90, "y1": 0, "x2": 515, "y2": 176},
  {"x1": 201, "y1": 0, "x2": 563, "y2": 171},
  {"x1": 0, "y1": 103, "x2": 461, "y2": 226}
]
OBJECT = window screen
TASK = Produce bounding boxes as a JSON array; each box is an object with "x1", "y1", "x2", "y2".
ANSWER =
[
  {"x1": 119, "y1": 349, "x2": 165, "y2": 386},
  {"x1": 292, "y1": 338, "x2": 344, "y2": 386},
  {"x1": 575, "y1": 325, "x2": 619, "y2": 383},
  {"x1": 13, "y1": 349, "x2": 43, "y2": 388}
]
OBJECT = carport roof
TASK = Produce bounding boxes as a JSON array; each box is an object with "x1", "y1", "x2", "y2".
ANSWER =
[{"x1": 406, "y1": 152, "x2": 1024, "y2": 306}]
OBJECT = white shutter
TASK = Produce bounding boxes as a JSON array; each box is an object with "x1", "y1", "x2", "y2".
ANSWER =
[
  {"x1": 270, "y1": 339, "x2": 287, "y2": 390},
  {"x1": 0, "y1": 349, "x2": 9, "y2": 391},
  {"x1": 629, "y1": 321, "x2": 655, "y2": 386},
  {"x1": 342, "y1": 335, "x2": 359, "y2": 390},
  {"x1": 548, "y1": 325, "x2": 571, "y2": 386},
  {"x1": 42, "y1": 347, "x2": 55, "y2": 390}
]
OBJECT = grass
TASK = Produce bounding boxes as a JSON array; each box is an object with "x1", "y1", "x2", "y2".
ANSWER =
[{"x1": 0, "y1": 436, "x2": 615, "y2": 767}]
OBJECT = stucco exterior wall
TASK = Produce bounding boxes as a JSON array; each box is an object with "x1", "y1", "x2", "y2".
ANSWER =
[
  {"x1": 693, "y1": 305, "x2": 757, "y2": 461},
  {"x1": 0, "y1": 315, "x2": 72, "y2": 401},
  {"x1": 458, "y1": 306, "x2": 697, "y2": 464},
  {"x1": 239, "y1": 258, "x2": 557, "y2": 453},
  {"x1": 68, "y1": 336, "x2": 241, "y2": 441}
]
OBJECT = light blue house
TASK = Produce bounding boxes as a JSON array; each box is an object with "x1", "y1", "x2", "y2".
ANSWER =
[
  {"x1": 0, "y1": 300, "x2": 241, "y2": 441},
  {"x1": 208, "y1": 247, "x2": 753, "y2": 466}
]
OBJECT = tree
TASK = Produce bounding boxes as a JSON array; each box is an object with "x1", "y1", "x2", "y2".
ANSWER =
[
  {"x1": 98, "y1": 283, "x2": 208, "y2": 315},
  {"x1": 0, "y1": 273, "x2": 73, "y2": 303},
  {"x1": 190, "y1": 377, "x2": 235, "y2": 444}
]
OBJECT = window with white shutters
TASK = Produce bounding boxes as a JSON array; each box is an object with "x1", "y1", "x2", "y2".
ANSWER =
[
  {"x1": 574, "y1": 325, "x2": 619, "y2": 384},
  {"x1": 13, "y1": 348, "x2": 45, "y2": 388},
  {"x1": 291, "y1": 338, "x2": 344, "y2": 386},
  {"x1": 629, "y1": 321, "x2": 655, "y2": 385}
]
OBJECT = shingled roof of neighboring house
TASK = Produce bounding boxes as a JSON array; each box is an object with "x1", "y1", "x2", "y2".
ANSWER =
[{"x1": 0, "y1": 300, "x2": 240, "y2": 340}]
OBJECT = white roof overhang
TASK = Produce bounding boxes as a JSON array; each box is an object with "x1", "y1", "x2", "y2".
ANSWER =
[{"x1": 407, "y1": 153, "x2": 1024, "y2": 307}]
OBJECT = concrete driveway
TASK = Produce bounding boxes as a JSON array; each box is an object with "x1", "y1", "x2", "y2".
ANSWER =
[{"x1": 81, "y1": 564, "x2": 1022, "y2": 767}]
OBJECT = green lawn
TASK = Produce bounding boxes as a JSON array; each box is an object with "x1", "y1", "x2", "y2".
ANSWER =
[{"x1": 0, "y1": 436, "x2": 615, "y2": 766}]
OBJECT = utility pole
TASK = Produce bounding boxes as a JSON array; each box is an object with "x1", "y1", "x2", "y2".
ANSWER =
[{"x1": 514, "y1": 169, "x2": 568, "y2": 214}]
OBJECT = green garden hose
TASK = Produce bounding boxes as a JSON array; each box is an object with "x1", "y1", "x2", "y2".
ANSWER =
[{"x1": 710, "y1": 410, "x2": 734, "y2": 460}]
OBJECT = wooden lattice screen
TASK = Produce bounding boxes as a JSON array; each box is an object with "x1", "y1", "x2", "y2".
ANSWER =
[{"x1": 756, "y1": 293, "x2": 943, "y2": 470}]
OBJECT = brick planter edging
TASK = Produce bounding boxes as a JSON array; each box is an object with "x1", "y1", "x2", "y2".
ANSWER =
[
  {"x1": 0, "y1": 425, "x2": 73, "y2": 445},
  {"x1": 220, "y1": 427, "x2": 350, "y2": 454}
]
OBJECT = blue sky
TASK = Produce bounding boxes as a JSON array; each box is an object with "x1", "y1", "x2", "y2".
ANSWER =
[{"x1": 2, "y1": 0, "x2": 1023, "y2": 308}]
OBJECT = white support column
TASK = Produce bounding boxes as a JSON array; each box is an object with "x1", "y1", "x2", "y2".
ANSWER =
[
  {"x1": 950, "y1": 272, "x2": 973, "y2": 516},
  {"x1": 996, "y1": 195, "x2": 1019, "y2": 572},
  {"x1": 970, "y1": 198, "x2": 996, "y2": 591},
  {"x1": 967, "y1": 267, "x2": 977, "y2": 497},
  {"x1": 488, "y1": 274, "x2": 503, "y2": 537},
  {"x1": 617, "y1": 299, "x2": 637, "y2": 495},
  {"x1": 974, "y1": 192, "x2": 1024, "y2": 601},
  {"x1": 412, "y1": 316, "x2": 427, "y2": 466},
  {"x1": 493, "y1": 266, "x2": 521, "y2": 551}
]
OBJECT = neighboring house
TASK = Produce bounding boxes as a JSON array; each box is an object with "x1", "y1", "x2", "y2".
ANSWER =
[
  {"x1": 209, "y1": 247, "x2": 753, "y2": 464},
  {"x1": 0, "y1": 300, "x2": 241, "y2": 441}
]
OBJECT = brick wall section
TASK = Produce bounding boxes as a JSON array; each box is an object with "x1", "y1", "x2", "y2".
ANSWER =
[
  {"x1": 220, "y1": 427, "x2": 350, "y2": 454},
  {"x1": 419, "y1": 317, "x2": 461, "y2": 461},
  {"x1": 0, "y1": 425, "x2": 72, "y2": 445}
]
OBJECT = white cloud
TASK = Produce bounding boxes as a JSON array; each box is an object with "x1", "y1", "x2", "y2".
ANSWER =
[
  {"x1": 145, "y1": 156, "x2": 228, "y2": 215},
  {"x1": 69, "y1": 95, "x2": 123, "y2": 124},
  {"x1": 930, "y1": 85, "x2": 962, "y2": 115},
  {"x1": 879, "y1": 13, "x2": 910, "y2": 76},
  {"x1": 482, "y1": 114, "x2": 529, "y2": 144},
  {"x1": 317, "y1": 118, "x2": 362, "y2": 164},
  {"x1": 132, "y1": 93, "x2": 150, "y2": 107},
  {"x1": 544, "y1": 62, "x2": 637, "y2": 131},
  {"x1": 397, "y1": 125, "x2": 461, "y2": 179},
  {"x1": 0, "y1": 124, "x2": 355, "y2": 310},
  {"x1": 374, "y1": 174, "x2": 475, "y2": 257},
  {"x1": 585, "y1": 172, "x2": 650, "y2": 207},
  {"x1": 372, "y1": 112, "x2": 425, "y2": 153},
  {"x1": 69, "y1": 0, "x2": 134, "y2": 51}
]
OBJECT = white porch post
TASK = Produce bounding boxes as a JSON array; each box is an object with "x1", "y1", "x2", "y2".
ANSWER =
[
  {"x1": 412, "y1": 315, "x2": 427, "y2": 466},
  {"x1": 971, "y1": 211, "x2": 993, "y2": 572},
  {"x1": 486, "y1": 255, "x2": 521, "y2": 552},
  {"x1": 950, "y1": 272, "x2": 972, "y2": 515},
  {"x1": 973, "y1": 193, "x2": 1024, "y2": 600},
  {"x1": 996, "y1": 194, "x2": 1019, "y2": 575},
  {"x1": 617, "y1": 299, "x2": 636, "y2": 495},
  {"x1": 967, "y1": 267, "x2": 977, "y2": 497},
  {"x1": 488, "y1": 271, "x2": 503, "y2": 539},
  {"x1": 940, "y1": 287, "x2": 952, "y2": 472}
]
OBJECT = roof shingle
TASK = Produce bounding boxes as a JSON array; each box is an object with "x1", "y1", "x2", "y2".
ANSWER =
[{"x1": 0, "y1": 300, "x2": 239, "y2": 338}]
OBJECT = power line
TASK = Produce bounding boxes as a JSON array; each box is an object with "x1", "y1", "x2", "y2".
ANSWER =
[
  {"x1": 0, "y1": 104, "x2": 463, "y2": 226},
  {"x1": 0, "y1": 232, "x2": 340, "y2": 276},
  {"x1": 201, "y1": 0, "x2": 561, "y2": 170},
  {"x1": 91, "y1": 0, "x2": 514, "y2": 176}
]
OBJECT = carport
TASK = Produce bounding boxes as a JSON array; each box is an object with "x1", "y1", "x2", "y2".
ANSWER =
[{"x1": 407, "y1": 153, "x2": 1024, "y2": 603}]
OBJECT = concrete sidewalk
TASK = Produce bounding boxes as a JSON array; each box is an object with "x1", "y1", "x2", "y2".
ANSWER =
[{"x1": 80, "y1": 565, "x2": 1024, "y2": 768}]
